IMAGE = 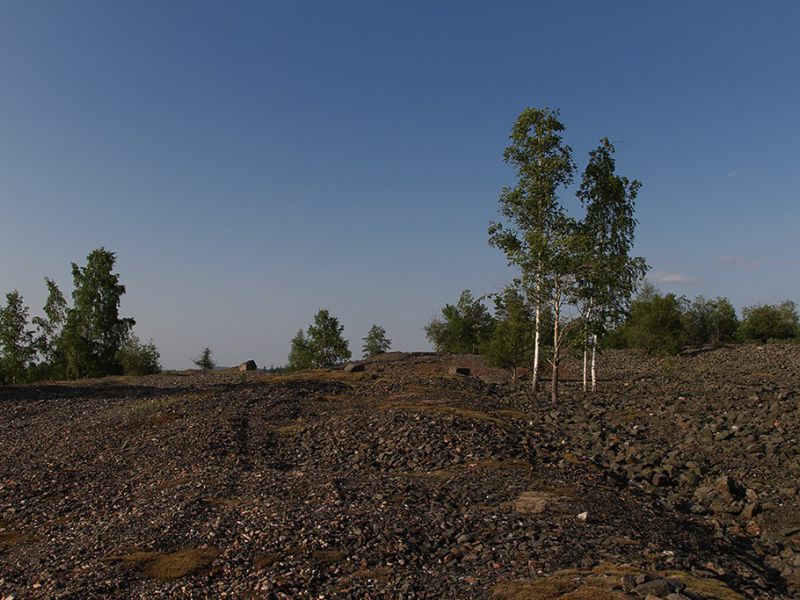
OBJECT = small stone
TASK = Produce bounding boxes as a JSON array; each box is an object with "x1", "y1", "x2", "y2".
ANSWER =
[{"x1": 577, "y1": 511, "x2": 589, "y2": 522}]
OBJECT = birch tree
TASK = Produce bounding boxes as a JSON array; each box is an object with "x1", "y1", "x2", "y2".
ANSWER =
[
  {"x1": 575, "y1": 138, "x2": 646, "y2": 391},
  {"x1": 488, "y1": 107, "x2": 575, "y2": 393}
]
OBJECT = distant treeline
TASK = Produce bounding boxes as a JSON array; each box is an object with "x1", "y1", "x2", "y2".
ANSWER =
[
  {"x1": 0, "y1": 248, "x2": 160, "y2": 385},
  {"x1": 423, "y1": 284, "x2": 799, "y2": 373}
]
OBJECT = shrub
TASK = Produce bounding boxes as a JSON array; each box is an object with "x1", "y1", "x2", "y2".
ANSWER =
[
  {"x1": 617, "y1": 284, "x2": 685, "y2": 355},
  {"x1": 424, "y1": 290, "x2": 494, "y2": 354},
  {"x1": 117, "y1": 335, "x2": 161, "y2": 375},
  {"x1": 737, "y1": 301, "x2": 799, "y2": 342},
  {"x1": 682, "y1": 296, "x2": 738, "y2": 346}
]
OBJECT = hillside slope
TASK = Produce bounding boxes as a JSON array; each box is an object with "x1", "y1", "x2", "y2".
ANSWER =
[{"x1": 1, "y1": 345, "x2": 798, "y2": 598}]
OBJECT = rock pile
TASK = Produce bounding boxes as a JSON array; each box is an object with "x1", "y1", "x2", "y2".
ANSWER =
[{"x1": 0, "y1": 344, "x2": 797, "y2": 598}]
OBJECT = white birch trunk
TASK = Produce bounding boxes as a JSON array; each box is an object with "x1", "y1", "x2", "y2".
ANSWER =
[
  {"x1": 550, "y1": 284, "x2": 561, "y2": 404},
  {"x1": 591, "y1": 334, "x2": 597, "y2": 392},
  {"x1": 582, "y1": 347, "x2": 588, "y2": 392},
  {"x1": 582, "y1": 302, "x2": 592, "y2": 393},
  {"x1": 532, "y1": 303, "x2": 540, "y2": 392}
]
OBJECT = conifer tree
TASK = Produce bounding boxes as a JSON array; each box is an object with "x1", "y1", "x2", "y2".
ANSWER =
[
  {"x1": 0, "y1": 291, "x2": 37, "y2": 384},
  {"x1": 193, "y1": 347, "x2": 216, "y2": 370},
  {"x1": 362, "y1": 325, "x2": 391, "y2": 358}
]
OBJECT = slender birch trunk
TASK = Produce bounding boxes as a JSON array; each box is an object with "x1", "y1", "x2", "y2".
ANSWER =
[
  {"x1": 550, "y1": 286, "x2": 561, "y2": 404},
  {"x1": 582, "y1": 301, "x2": 593, "y2": 392},
  {"x1": 590, "y1": 333, "x2": 597, "y2": 392},
  {"x1": 582, "y1": 346, "x2": 588, "y2": 392},
  {"x1": 532, "y1": 302, "x2": 540, "y2": 392}
]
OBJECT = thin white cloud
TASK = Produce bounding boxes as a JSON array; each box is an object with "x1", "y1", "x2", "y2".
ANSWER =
[
  {"x1": 648, "y1": 271, "x2": 700, "y2": 285},
  {"x1": 727, "y1": 170, "x2": 738, "y2": 178},
  {"x1": 718, "y1": 255, "x2": 759, "y2": 270}
]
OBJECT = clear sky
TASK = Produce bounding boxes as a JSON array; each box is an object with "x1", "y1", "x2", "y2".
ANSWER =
[{"x1": 1, "y1": 2, "x2": 798, "y2": 369}]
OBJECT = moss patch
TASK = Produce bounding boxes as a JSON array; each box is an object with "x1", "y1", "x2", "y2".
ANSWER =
[
  {"x1": 492, "y1": 564, "x2": 744, "y2": 600},
  {"x1": 253, "y1": 553, "x2": 281, "y2": 570},
  {"x1": 0, "y1": 531, "x2": 34, "y2": 549},
  {"x1": 311, "y1": 548, "x2": 345, "y2": 564},
  {"x1": 379, "y1": 401, "x2": 502, "y2": 424},
  {"x1": 113, "y1": 547, "x2": 219, "y2": 581}
]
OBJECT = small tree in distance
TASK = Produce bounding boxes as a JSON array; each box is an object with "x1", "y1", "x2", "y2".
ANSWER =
[
  {"x1": 118, "y1": 335, "x2": 162, "y2": 375},
  {"x1": 286, "y1": 309, "x2": 351, "y2": 370},
  {"x1": 484, "y1": 284, "x2": 534, "y2": 382},
  {"x1": 424, "y1": 290, "x2": 494, "y2": 354},
  {"x1": 287, "y1": 330, "x2": 313, "y2": 370},
  {"x1": 194, "y1": 347, "x2": 216, "y2": 370},
  {"x1": 0, "y1": 291, "x2": 37, "y2": 384},
  {"x1": 362, "y1": 325, "x2": 391, "y2": 358}
]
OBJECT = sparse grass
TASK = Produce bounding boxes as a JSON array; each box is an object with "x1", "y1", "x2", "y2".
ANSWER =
[
  {"x1": 495, "y1": 409, "x2": 536, "y2": 421},
  {"x1": 154, "y1": 477, "x2": 190, "y2": 490},
  {"x1": 508, "y1": 491, "x2": 552, "y2": 515},
  {"x1": 105, "y1": 391, "x2": 208, "y2": 419},
  {"x1": 311, "y1": 549, "x2": 345, "y2": 564},
  {"x1": 256, "y1": 370, "x2": 371, "y2": 385},
  {"x1": 202, "y1": 497, "x2": 247, "y2": 507},
  {"x1": 493, "y1": 564, "x2": 744, "y2": 600},
  {"x1": 271, "y1": 422, "x2": 305, "y2": 435},
  {"x1": 403, "y1": 459, "x2": 533, "y2": 479},
  {"x1": 111, "y1": 547, "x2": 219, "y2": 581},
  {"x1": 0, "y1": 531, "x2": 34, "y2": 548},
  {"x1": 378, "y1": 401, "x2": 502, "y2": 424},
  {"x1": 346, "y1": 566, "x2": 392, "y2": 582},
  {"x1": 253, "y1": 553, "x2": 281, "y2": 570}
]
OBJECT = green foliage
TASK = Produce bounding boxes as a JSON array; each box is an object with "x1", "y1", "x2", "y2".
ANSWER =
[
  {"x1": 287, "y1": 309, "x2": 352, "y2": 370},
  {"x1": 484, "y1": 286, "x2": 534, "y2": 378},
  {"x1": 737, "y1": 301, "x2": 799, "y2": 342},
  {"x1": 488, "y1": 107, "x2": 576, "y2": 313},
  {"x1": 362, "y1": 324, "x2": 391, "y2": 358},
  {"x1": 0, "y1": 291, "x2": 37, "y2": 384},
  {"x1": 682, "y1": 296, "x2": 738, "y2": 346},
  {"x1": 32, "y1": 277, "x2": 68, "y2": 379},
  {"x1": 117, "y1": 335, "x2": 162, "y2": 375},
  {"x1": 287, "y1": 330, "x2": 313, "y2": 371},
  {"x1": 574, "y1": 138, "x2": 647, "y2": 337},
  {"x1": 307, "y1": 309, "x2": 351, "y2": 367},
  {"x1": 62, "y1": 248, "x2": 134, "y2": 378},
  {"x1": 424, "y1": 290, "x2": 494, "y2": 354},
  {"x1": 193, "y1": 347, "x2": 216, "y2": 370},
  {"x1": 616, "y1": 284, "x2": 686, "y2": 355}
]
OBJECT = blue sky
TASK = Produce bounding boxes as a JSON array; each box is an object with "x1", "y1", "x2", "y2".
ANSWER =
[{"x1": 1, "y1": 2, "x2": 798, "y2": 369}]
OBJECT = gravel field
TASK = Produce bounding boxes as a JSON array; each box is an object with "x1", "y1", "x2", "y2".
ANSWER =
[{"x1": 1, "y1": 345, "x2": 798, "y2": 598}]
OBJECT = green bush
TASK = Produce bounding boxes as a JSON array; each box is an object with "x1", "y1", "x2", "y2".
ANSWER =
[
  {"x1": 424, "y1": 290, "x2": 494, "y2": 354},
  {"x1": 682, "y1": 296, "x2": 738, "y2": 346},
  {"x1": 117, "y1": 335, "x2": 162, "y2": 375},
  {"x1": 737, "y1": 301, "x2": 799, "y2": 342},
  {"x1": 616, "y1": 284, "x2": 685, "y2": 355}
]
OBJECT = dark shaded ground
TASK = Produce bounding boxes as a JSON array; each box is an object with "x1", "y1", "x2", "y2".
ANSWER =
[{"x1": 1, "y1": 344, "x2": 798, "y2": 598}]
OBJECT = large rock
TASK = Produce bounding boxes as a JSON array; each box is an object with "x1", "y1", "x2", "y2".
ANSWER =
[
  {"x1": 448, "y1": 366, "x2": 471, "y2": 376},
  {"x1": 238, "y1": 360, "x2": 257, "y2": 372},
  {"x1": 344, "y1": 362, "x2": 365, "y2": 373}
]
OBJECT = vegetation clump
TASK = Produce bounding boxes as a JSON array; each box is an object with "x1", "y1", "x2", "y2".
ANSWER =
[{"x1": 287, "y1": 309, "x2": 351, "y2": 370}]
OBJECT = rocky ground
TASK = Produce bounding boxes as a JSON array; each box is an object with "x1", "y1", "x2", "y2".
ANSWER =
[{"x1": 1, "y1": 344, "x2": 799, "y2": 599}]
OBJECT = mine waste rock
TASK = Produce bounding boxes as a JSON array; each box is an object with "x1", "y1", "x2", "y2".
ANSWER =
[
  {"x1": 0, "y1": 345, "x2": 798, "y2": 598},
  {"x1": 343, "y1": 362, "x2": 365, "y2": 372},
  {"x1": 448, "y1": 365, "x2": 471, "y2": 376},
  {"x1": 238, "y1": 360, "x2": 257, "y2": 372}
]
